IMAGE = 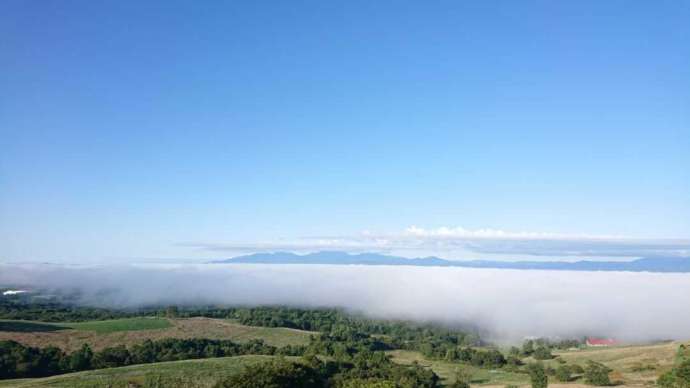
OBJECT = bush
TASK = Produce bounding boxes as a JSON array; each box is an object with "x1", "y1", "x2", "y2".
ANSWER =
[
  {"x1": 555, "y1": 365, "x2": 572, "y2": 382},
  {"x1": 657, "y1": 371, "x2": 677, "y2": 388},
  {"x1": 677, "y1": 359, "x2": 690, "y2": 386},
  {"x1": 451, "y1": 368, "x2": 472, "y2": 388},
  {"x1": 655, "y1": 350, "x2": 690, "y2": 388},
  {"x1": 584, "y1": 361, "x2": 612, "y2": 386}
]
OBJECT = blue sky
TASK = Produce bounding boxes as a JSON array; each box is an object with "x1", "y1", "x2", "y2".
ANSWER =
[{"x1": 1, "y1": 1, "x2": 689, "y2": 263}]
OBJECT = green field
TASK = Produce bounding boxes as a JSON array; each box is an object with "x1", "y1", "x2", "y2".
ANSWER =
[
  {"x1": 0, "y1": 355, "x2": 293, "y2": 388},
  {"x1": 0, "y1": 318, "x2": 170, "y2": 334},
  {"x1": 64, "y1": 317, "x2": 171, "y2": 333},
  {"x1": 0, "y1": 317, "x2": 314, "y2": 352},
  {"x1": 0, "y1": 321, "x2": 70, "y2": 333},
  {"x1": 217, "y1": 321, "x2": 315, "y2": 347}
]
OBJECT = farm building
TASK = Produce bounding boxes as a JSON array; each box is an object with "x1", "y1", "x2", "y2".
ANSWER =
[{"x1": 586, "y1": 337, "x2": 617, "y2": 347}]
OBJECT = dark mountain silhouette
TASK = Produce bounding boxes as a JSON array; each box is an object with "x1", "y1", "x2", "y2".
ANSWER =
[{"x1": 210, "y1": 251, "x2": 690, "y2": 272}]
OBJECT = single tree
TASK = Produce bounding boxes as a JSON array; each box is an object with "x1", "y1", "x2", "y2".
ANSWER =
[{"x1": 527, "y1": 362, "x2": 548, "y2": 388}]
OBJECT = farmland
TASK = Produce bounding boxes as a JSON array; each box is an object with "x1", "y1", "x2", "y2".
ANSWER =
[{"x1": 0, "y1": 317, "x2": 315, "y2": 352}]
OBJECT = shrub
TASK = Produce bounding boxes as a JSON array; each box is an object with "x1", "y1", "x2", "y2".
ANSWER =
[
  {"x1": 555, "y1": 365, "x2": 572, "y2": 382},
  {"x1": 657, "y1": 371, "x2": 677, "y2": 388},
  {"x1": 677, "y1": 359, "x2": 690, "y2": 386},
  {"x1": 584, "y1": 361, "x2": 612, "y2": 386},
  {"x1": 451, "y1": 368, "x2": 473, "y2": 388}
]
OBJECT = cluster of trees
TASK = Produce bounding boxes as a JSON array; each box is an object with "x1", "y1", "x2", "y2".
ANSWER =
[
  {"x1": 0, "y1": 293, "x2": 135, "y2": 322},
  {"x1": 304, "y1": 330, "x2": 390, "y2": 360},
  {"x1": 443, "y1": 347, "x2": 506, "y2": 368},
  {"x1": 507, "y1": 338, "x2": 583, "y2": 362},
  {"x1": 216, "y1": 354, "x2": 439, "y2": 388},
  {"x1": 510, "y1": 339, "x2": 554, "y2": 360},
  {"x1": 220, "y1": 306, "x2": 481, "y2": 350},
  {"x1": 504, "y1": 351, "x2": 616, "y2": 388},
  {"x1": 0, "y1": 338, "x2": 298, "y2": 379},
  {"x1": 524, "y1": 360, "x2": 612, "y2": 388}
]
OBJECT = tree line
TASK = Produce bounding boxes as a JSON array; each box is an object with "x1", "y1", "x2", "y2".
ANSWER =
[{"x1": 215, "y1": 353, "x2": 439, "y2": 388}]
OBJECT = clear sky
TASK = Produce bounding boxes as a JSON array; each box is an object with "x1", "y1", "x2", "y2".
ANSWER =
[{"x1": 1, "y1": 1, "x2": 689, "y2": 263}]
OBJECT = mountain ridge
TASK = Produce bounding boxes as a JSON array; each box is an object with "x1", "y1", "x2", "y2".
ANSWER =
[{"x1": 210, "y1": 251, "x2": 690, "y2": 272}]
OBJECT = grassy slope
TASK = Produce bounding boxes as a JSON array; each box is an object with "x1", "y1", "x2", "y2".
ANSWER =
[
  {"x1": 549, "y1": 341, "x2": 688, "y2": 386},
  {"x1": 387, "y1": 349, "x2": 529, "y2": 386},
  {"x1": 0, "y1": 317, "x2": 315, "y2": 351},
  {"x1": 389, "y1": 341, "x2": 690, "y2": 387},
  {"x1": 0, "y1": 355, "x2": 294, "y2": 388}
]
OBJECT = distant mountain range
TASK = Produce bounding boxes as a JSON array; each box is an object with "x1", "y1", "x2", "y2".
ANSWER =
[{"x1": 210, "y1": 251, "x2": 690, "y2": 273}]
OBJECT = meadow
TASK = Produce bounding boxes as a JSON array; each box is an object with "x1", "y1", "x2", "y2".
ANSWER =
[
  {"x1": 0, "y1": 317, "x2": 170, "y2": 334},
  {"x1": 0, "y1": 317, "x2": 314, "y2": 352}
]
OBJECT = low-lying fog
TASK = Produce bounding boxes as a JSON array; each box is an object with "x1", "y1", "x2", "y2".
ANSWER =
[{"x1": 2, "y1": 263, "x2": 688, "y2": 343}]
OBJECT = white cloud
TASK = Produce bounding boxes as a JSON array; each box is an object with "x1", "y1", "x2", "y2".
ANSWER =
[{"x1": 401, "y1": 226, "x2": 623, "y2": 240}]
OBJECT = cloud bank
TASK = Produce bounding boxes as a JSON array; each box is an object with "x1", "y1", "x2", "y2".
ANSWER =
[
  {"x1": 182, "y1": 226, "x2": 690, "y2": 260},
  {"x1": 2, "y1": 263, "x2": 689, "y2": 343}
]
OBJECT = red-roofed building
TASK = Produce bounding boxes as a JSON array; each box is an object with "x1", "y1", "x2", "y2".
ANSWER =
[{"x1": 586, "y1": 337, "x2": 618, "y2": 347}]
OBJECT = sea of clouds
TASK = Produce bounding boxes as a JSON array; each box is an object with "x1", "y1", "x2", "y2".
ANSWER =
[{"x1": 1, "y1": 263, "x2": 689, "y2": 343}]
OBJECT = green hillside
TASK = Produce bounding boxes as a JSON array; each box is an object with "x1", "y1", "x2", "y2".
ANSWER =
[
  {"x1": 0, "y1": 317, "x2": 314, "y2": 351},
  {"x1": 0, "y1": 318, "x2": 170, "y2": 334},
  {"x1": 0, "y1": 355, "x2": 291, "y2": 388}
]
